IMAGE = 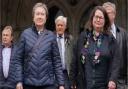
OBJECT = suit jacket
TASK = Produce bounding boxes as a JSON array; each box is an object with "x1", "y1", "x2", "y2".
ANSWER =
[
  {"x1": 64, "y1": 33, "x2": 74, "y2": 74},
  {"x1": 0, "y1": 43, "x2": 17, "y2": 88},
  {"x1": 56, "y1": 33, "x2": 74, "y2": 74}
]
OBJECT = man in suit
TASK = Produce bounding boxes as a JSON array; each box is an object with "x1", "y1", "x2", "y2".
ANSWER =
[
  {"x1": 103, "y1": 2, "x2": 127, "y2": 89},
  {"x1": 0, "y1": 26, "x2": 21, "y2": 89},
  {"x1": 55, "y1": 16, "x2": 74, "y2": 89}
]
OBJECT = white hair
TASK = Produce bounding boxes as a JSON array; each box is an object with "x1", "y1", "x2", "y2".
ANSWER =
[
  {"x1": 102, "y1": 2, "x2": 116, "y2": 12},
  {"x1": 55, "y1": 16, "x2": 67, "y2": 26}
]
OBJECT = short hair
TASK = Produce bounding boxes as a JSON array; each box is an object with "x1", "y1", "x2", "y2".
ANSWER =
[
  {"x1": 55, "y1": 16, "x2": 67, "y2": 26},
  {"x1": 102, "y1": 2, "x2": 116, "y2": 12},
  {"x1": 85, "y1": 6, "x2": 111, "y2": 34},
  {"x1": 32, "y1": 2, "x2": 48, "y2": 17},
  {"x1": 2, "y1": 26, "x2": 13, "y2": 36}
]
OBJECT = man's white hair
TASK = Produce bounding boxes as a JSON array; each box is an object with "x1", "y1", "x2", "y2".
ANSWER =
[
  {"x1": 102, "y1": 2, "x2": 116, "y2": 11},
  {"x1": 55, "y1": 16, "x2": 67, "y2": 26}
]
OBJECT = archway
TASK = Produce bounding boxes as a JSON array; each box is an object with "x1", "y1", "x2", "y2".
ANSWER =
[
  {"x1": 46, "y1": 6, "x2": 64, "y2": 31},
  {"x1": 79, "y1": 3, "x2": 97, "y2": 33}
]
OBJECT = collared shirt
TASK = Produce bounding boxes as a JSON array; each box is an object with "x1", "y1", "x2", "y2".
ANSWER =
[
  {"x1": 111, "y1": 23, "x2": 116, "y2": 38},
  {"x1": 38, "y1": 28, "x2": 44, "y2": 35},
  {"x1": 57, "y1": 34, "x2": 66, "y2": 69},
  {"x1": 2, "y1": 47, "x2": 11, "y2": 78},
  {"x1": 38, "y1": 30, "x2": 43, "y2": 35}
]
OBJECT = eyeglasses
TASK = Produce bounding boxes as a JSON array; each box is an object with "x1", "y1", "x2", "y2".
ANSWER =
[{"x1": 93, "y1": 15, "x2": 104, "y2": 20}]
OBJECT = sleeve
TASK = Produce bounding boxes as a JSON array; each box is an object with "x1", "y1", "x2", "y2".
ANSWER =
[
  {"x1": 127, "y1": 32, "x2": 128, "y2": 83},
  {"x1": 51, "y1": 35, "x2": 64, "y2": 86},
  {"x1": 109, "y1": 37, "x2": 121, "y2": 83},
  {"x1": 15, "y1": 32, "x2": 25, "y2": 83},
  {"x1": 69, "y1": 31, "x2": 86, "y2": 86}
]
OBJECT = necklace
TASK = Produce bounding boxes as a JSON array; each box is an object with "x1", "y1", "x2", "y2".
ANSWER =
[{"x1": 93, "y1": 31, "x2": 102, "y2": 64}]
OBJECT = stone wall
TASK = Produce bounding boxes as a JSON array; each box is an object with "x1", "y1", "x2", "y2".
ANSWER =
[{"x1": 0, "y1": 0, "x2": 127, "y2": 41}]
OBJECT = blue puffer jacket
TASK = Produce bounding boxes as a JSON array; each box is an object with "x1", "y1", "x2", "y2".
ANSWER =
[
  {"x1": 15, "y1": 25, "x2": 64, "y2": 86},
  {"x1": 0, "y1": 44, "x2": 17, "y2": 88}
]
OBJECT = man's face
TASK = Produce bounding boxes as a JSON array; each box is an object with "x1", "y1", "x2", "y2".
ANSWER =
[
  {"x1": 2, "y1": 29, "x2": 13, "y2": 46},
  {"x1": 56, "y1": 20, "x2": 66, "y2": 35},
  {"x1": 33, "y1": 7, "x2": 47, "y2": 28},
  {"x1": 105, "y1": 7, "x2": 116, "y2": 24}
]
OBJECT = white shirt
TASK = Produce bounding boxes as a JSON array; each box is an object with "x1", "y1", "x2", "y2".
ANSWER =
[
  {"x1": 111, "y1": 23, "x2": 116, "y2": 38},
  {"x1": 2, "y1": 47, "x2": 11, "y2": 78},
  {"x1": 57, "y1": 34, "x2": 65, "y2": 69}
]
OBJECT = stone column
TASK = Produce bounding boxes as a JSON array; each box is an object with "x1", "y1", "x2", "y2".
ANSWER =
[
  {"x1": 126, "y1": 0, "x2": 128, "y2": 31},
  {"x1": 126, "y1": 1, "x2": 128, "y2": 87},
  {"x1": 114, "y1": 0, "x2": 127, "y2": 30}
]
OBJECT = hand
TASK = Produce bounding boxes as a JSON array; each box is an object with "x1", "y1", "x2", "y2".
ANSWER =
[
  {"x1": 16, "y1": 82, "x2": 23, "y2": 89},
  {"x1": 108, "y1": 81, "x2": 116, "y2": 89},
  {"x1": 59, "y1": 86, "x2": 64, "y2": 89},
  {"x1": 71, "y1": 85, "x2": 77, "y2": 89}
]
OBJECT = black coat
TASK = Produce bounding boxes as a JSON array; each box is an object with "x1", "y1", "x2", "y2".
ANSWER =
[
  {"x1": 115, "y1": 26, "x2": 127, "y2": 80},
  {"x1": 0, "y1": 43, "x2": 18, "y2": 88},
  {"x1": 70, "y1": 30, "x2": 120, "y2": 89}
]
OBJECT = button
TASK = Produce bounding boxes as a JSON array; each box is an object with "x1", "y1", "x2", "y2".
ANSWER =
[
  {"x1": 92, "y1": 80, "x2": 95, "y2": 84},
  {"x1": 93, "y1": 69, "x2": 95, "y2": 72}
]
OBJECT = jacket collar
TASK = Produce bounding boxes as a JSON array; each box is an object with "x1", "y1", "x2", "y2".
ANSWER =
[
  {"x1": 114, "y1": 24, "x2": 120, "y2": 33},
  {"x1": 31, "y1": 24, "x2": 47, "y2": 35}
]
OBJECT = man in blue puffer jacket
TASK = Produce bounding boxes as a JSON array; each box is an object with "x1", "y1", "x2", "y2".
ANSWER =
[{"x1": 15, "y1": 2, "x2": 64, "y2": 89}]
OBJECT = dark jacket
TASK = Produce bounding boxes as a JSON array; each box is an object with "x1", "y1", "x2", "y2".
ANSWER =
[
  {"x1": 127, "y1": 32, "x2": 128, "y2": 85},
  {"x1": 15, "y1": 25, "x2": 64, "y2": 86},
  {"x1": 55, "y1": 32, "x2": 74, "y2": 74},
  {"x1": 0, "y1": 43, "x2": 17, "y2": 88},
  {"x1": 115, "y1": 26, "x2": 127, "y2": 80},
  {"x1": 70, "y1": 30, "x2": 120, "y2": 89},
  {"x1": 64, "y1": 33, "x2": 74, "y2": 74}
]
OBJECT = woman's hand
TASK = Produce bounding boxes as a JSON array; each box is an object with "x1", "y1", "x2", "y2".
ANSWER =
[
  {"x1": 71, "y1": 84, "x2": 77, "y2": 89},
  {"x1": 16, "y1": 82, "x2": 23, "y2": 89},
  {"x1": 108, "y1": 81, "x2": 116, "y2": 89},
  {"x1": 59, "y1": 86, "x2": 65, "y2": 89}
]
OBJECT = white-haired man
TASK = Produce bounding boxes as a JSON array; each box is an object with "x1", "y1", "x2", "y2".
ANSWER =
[{"x1": 55, "y1": 16, "x2": 74, "y2": 89}]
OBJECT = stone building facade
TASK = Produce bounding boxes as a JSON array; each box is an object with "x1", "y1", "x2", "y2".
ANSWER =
[{"x1": 0, "y1": 0, "x2": 128, "y2": 41}]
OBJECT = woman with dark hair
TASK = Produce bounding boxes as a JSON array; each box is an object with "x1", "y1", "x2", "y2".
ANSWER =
[{"x1": 70, "y1": 6, "x2": 120, "y2": 89}]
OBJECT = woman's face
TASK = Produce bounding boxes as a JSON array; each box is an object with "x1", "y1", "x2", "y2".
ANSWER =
[
  {"x1": 33, "y1": 7, "x2": 47, "y2": 28},
  {"x1": 92, "y1": 9, "x2": 105, "y2": 32}
]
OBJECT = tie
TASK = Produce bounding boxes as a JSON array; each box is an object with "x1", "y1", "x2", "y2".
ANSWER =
[
  {"x1": 110, "y1": 26, "x2": 116, "y2": 39},
  {"x1": 58, "y1": 36, "x2": 65, "y2": 69}
]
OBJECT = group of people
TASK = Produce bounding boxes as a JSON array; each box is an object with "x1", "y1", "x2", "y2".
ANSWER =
[{"x1": 0, "y1": 1, "x2": 127, "y2": 89}]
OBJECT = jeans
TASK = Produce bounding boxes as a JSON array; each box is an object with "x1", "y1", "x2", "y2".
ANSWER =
[{"x1": 0, "y1": 87, "x2": 14, "y2": 89}]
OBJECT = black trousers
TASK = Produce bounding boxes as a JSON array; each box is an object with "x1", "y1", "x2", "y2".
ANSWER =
[
  {"x1": 63, "y1": 70, "x2": 71, "y2": 89},
  {"x1": 0, "y1": 87, "x2": 14, "y2": 89},
  {"x1": 23, "y1": 85, "x2": 56, "y2": 89}
]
